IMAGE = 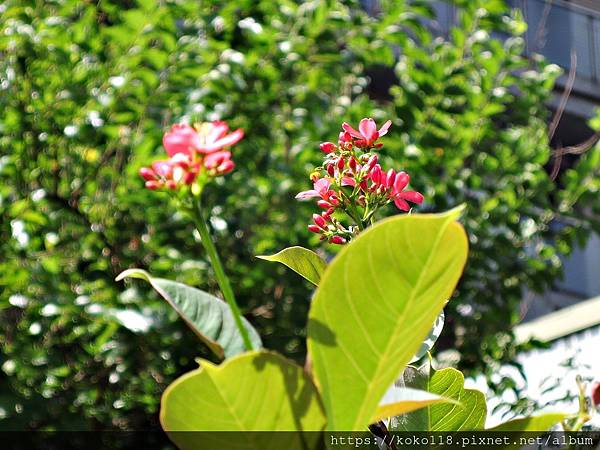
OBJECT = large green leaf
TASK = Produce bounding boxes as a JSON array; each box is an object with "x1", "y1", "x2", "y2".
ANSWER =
[
  {"x1": 257, "y1": 246, "x2": 327, "y2": 286},
  {"x1": 391, "y1": 364, "x2": 486, "y2": 431},
  {"x1": 161, "y1": 351, "x2": 326, "y2": 450},
  {"x1": 116, "y1": 269, "x2": 262, "y2": 359},
  {"x1": 307, "y1": 208, "x2": 469, "y2": 430}
]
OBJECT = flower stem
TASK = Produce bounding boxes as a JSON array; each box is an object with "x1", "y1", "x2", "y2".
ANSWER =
[{"x1": 191, "y1": 199, "x2": 253, "y2": 351}]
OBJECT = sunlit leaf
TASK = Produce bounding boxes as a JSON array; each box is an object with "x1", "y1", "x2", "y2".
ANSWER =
[
  {"x1": 308, "y1": 207, "x2": 469, "y2": 430},
  {"x1": 257, "y1": 246, "x2": 327, "y2": 286}
]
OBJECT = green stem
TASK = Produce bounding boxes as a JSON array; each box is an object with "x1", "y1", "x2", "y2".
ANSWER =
[{"x1": 191, "y1": 199, "x2": 253, "y2": 351}]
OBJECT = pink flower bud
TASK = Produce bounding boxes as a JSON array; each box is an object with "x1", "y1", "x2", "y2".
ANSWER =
[
  {"x1": 593, "y1": 382, "x2": 600, "y2": 406},
  {"x1": 327, "y1": 164, "x2": 335, "y2": 177},
  {"x1": 330, "y1": 236, "x2": 346, "y2": 245},
  {"x1": 216, "y1": 160, "x2": 234, "y2": 175},
  {"x1": 317, "y1": 200, "x2": 332, "y2": 209},
  {"x1": 336, "y1": 157, "x2": 345, "y2": 171},
  {"x1": 320, "y1": 142, "x2": 336, "y2": 153},
  {"x1": 365, "y1": 154, "x2": 378, "y2": 170},
  {"x1": 145, "y1": 180, "x2": 161, "y2": 190},
  {"x1": 313, "y1": 213, "x2": 326, "y2": 229},
  {"x1": 326, "y1": 207, "x2": 335, "y2": 216},
  {"x1": 183, "y1": 170, "x2": 198, "y2": 184},
  {"x1": 349, "y1": 157, "x2": 357, "y2": 171},
  {"x1": 139, "y1": 167, "x2": 156, "y2": 181},
  {"x1": 370, "y1": 164, "x2": 382, "y2": 184},
  {"x1": 308, "y1": 225, "x2": 322, "y2": 234},
  {"x1": 386, "y1": 169, "x2": 396, "y2": 188}
]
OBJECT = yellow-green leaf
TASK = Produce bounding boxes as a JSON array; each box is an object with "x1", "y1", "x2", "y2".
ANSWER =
[
  {"x1": 307, "y1": 207, "x2": 468, "y2": 430},
  {"x1": 257, "y1": 246, "x2": 327, "y2": 286},
  {"x1": 160, "y1": 351, "x2": 326, "y2": 450}
]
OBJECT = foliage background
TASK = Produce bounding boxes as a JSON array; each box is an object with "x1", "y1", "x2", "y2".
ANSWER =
[{"x1": 0, "y1": 0, "x2": 598, "y2": 429}]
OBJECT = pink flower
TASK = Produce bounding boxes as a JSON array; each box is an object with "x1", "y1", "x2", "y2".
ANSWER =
[
  {"x1": 139, "y1": 154, "x2": 199, "y2": 190},
  {"x1": 196, "y1": 121, "x2": 244, "y2": 153},
  {"x1": 320, "y1": 142, "x2": 336, "y2": 153},
  {"x1": 392, "y1": 171, "x2": 424, "y2": 211},
  {"x1": 204, "y1": 150, "x2": 235, "y2": 175},
  {"x1": 342, "y1": 118, "x2": 391, "y2": 148},
  {"x1": 296, "y1": 178, "x2": 338, "y2": 204},
  {"x1": 163, "y1": 124, "x2": 201, "y2": 157},
  {"x1": 162, "y1": 121, "x2": 244, "y2": 156}
]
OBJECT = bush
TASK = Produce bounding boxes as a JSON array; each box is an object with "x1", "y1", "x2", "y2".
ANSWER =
[{"x1": 0, "y1": 0, "x2": 598, "y2": 429}]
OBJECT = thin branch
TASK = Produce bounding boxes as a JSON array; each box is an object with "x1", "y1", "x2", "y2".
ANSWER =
[
  {"x1": 551, "y1": 131, "x2": 600, "y2": 180},
  {"x1": 548, "y1": 49, "x2": 577, "y2": 142}
]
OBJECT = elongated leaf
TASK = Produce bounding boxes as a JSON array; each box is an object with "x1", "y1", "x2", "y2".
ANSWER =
[
  {"x1": 374, "y1": 387, "x2": 457, "y2": 423},
  {"x1": 257, "y1": 246, "x2": 327, "y2": 286},
  {"x1": 161, "y1": 351, "x2": 326, "y2": 450},
  {"x1": 392, "y1": 364, "x2": 486, "y2": 431},
  {"x1": 307, "y1": 207, "x2": 469, "y2": 430},
  {"x1": 116, "y1": 269, "x2": 262, "y2": 359}
]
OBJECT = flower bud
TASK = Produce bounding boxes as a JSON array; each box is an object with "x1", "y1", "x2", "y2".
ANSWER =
[
  {"x1": 145, "y1": 180, "x2": 161, "y2": 190},
  {"x1": 365, "y1": 154, "x2": 378, "y2": 170},
  {"x1": 370, "y1": 164, "x2": 382, "y2": 184},
  {"x1": 386, "y1": 169, "x2": 396, "y2": 188},
  {"x1": 349, "y1": 157, "x2": 357, "y2": 171},
  {"x1": 139, "y1": 167, "x2": 156, "y2": 181},
  {"x1": 308, "y1": 225, "x2": 322, "y2": 234},
  {"x1": 593, "y1": 382, "x2": 600, "y2": 407},
  {"x1": 317, "y1": 200, "x2": 332, "y2": 209},
  {"x1": 216, "y1": 160, "x2": 234, "y2": 175},
  {"x1": 313, "y1": 213, "x2": 326, "y2": 229},
  {"x1": 336, "y1": 157, "x2": 345, "y2": 171},
  {"x1": 320, "y1": 142, "x2": 336, "y2": 153},
  {"x1": 327, "y1": 163, "x2": 335, "y2": 177},
  {"x1": 326, "y1": 207, "x2": 335, "y2": 216},
  {"x1": 183, "y1": 170, "x2": 198, "y2": 184},
  {"x1": 330, "y1": 236, "x2": 346, "y2": 245}
]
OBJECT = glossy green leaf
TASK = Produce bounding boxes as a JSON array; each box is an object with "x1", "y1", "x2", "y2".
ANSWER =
[
  {"x1": 116, "y1": 269, "x2": 262, "y2": 359},
  {"x1": 392, "y1": 364, "x2": 486, "y2": 431},
  {"x1": 257, "y1": 246, "x2": 327, "y2": 286},
  {"x1": 161, "y1": 351, "x2": 326, "y2": 450},
  {"x1": 307, "y1": 207, "x2": 469, "y2": 430}
]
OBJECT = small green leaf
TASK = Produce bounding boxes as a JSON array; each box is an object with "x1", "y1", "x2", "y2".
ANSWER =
[
  {"x1": 116, "y1": 269, "x2": 262, "y2": 359},
  {"x1": 160, "y1": 351, "x2": 326, "y2": 450},
  {"x1": 308, "y1": 207, "x2": 469, "y2": 430},
  {"x1": 392, "y1": 364, "x2": 486, "y2": 431},
  {"x1": 257, "y1": 246, "x2": 327, "y2": 286}
]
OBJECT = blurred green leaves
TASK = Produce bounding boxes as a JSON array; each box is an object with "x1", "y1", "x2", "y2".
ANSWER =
[{"x1": 0, "y1": 0, "x2": 598, "y2": 430}]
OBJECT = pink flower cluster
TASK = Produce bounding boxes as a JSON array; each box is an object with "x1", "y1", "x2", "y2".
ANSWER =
[
  {"x1": 297, "y1": 118, "x2": 423, "y2": 244},
  {"x1": 139, "y1": 122, "x2": 243, "y2": 191}
]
